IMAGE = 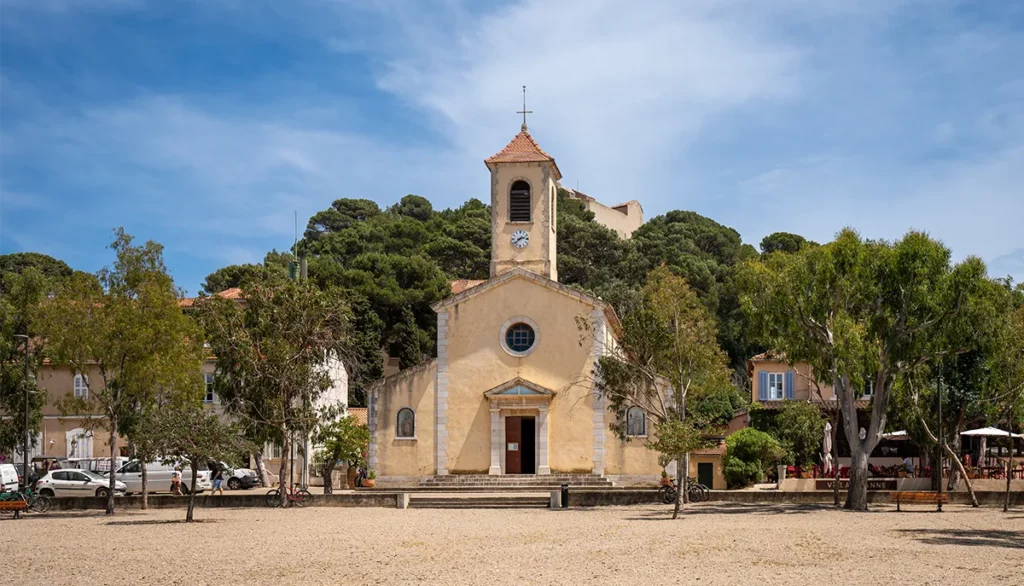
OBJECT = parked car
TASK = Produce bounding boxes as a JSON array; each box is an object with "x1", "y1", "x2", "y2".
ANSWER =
[
  {"x1": 225, "y1": 466, "x2": 260, "y2": 490},
  {"x1": 36, "y1": 469, "x2": 127, "y2": 498},
  {"x1": 112, "y1": 459, "x2": 212, "y2": 495},
  {"x1": 0, "y1": 463, "x2": 20, "y2": 493}
]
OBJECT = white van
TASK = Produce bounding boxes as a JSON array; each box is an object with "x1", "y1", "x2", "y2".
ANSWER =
[
  {"x1": 113, "y1": 460, "x2": 212, "y2": 495},
  {"x1": 68, "y1": 457, "x2": 128, "y2": 474},
  {"x1": 0, "y1": 463, "x2": 19, "y2": 492}
]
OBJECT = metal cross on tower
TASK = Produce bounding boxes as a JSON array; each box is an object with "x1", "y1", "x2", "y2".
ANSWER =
[{"x1": 516, "y1": 85, "x2": 533, "y2": 132}]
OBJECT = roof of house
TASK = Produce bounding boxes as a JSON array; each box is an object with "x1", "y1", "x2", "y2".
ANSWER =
[
  {"x1": 450, "y1": 279, "x2": 486, "y2": 295},
  {"x1": 179, "y1": 287, "x2": 243, "y2": 308},
  {"x1": 748, "y1": 351, "x2": 786, "y2": 362},
  {"x1": 347, "y1": 407, "x2": 368, "y2": 426},
  {"x1": 485, "y1": 130, "x2": 562, "y2": 179}
]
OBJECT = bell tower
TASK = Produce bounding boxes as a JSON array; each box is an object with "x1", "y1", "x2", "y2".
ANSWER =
[{"x1": 484, "y1": 87, "x2": 560, "y2": 281}]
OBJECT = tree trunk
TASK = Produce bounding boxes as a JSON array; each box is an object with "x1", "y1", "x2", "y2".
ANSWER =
[
  {"x1": 1005, "y1": 444, "x2": 1014, "y2": 513},
  {"x1": 186, "y1": 461, "x2": 198, "y2": 522},
  {"x1": 141, "y1": 462, "x2": 148, "y2": 510},
  {"x1": 942, "y1": 442, "x2": 979, "y2": 507},
  {"x1": 682, "y1": 454, "x2": 690, "y2": 505},
  {"x1": 672, "y1": 455, "x2": 684, "y2": 520},
  {"x1": 277, "y1": 437, "x2": 289, "y2": 507},
  {"x1": 845, "y1": 449, "x2": 869, "y2": 510},
  {"x1": 106, "y1": 425, "x2": 117, "y2": 515},
  {"x1": 831, "y1": 419, "x2": 840, "y2": 507},
  {"x1": 253, "y1": 452, "x2": 269, "y2": 487},
  {"x1": 843, "y1": 450, "x2": 868, "y2": 510},
  {"x1": 915, "y1": 411, "x2": 978, "y2": 507},
  {"x1": 931, "y1": 441, "x2": 943, "y2": 491},
  {"x1": 322, "y1": 461, "x2": 335, "y2": 495},
  {"x1": 946, "y1": 432, "x2": 962, "y2": 491}
]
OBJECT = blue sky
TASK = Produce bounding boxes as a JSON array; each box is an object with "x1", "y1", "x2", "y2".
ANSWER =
[{"x1": 1, "y1": 0, "x2": 1022, "y2": 294}]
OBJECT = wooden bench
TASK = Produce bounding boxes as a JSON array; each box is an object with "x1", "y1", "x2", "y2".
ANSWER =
[
  {"x1": 0, "y1": 498, "x2": 29, "y2": 517},
  {"x1": 890, "y1": 491, "x2": 948, "y2": 512}
]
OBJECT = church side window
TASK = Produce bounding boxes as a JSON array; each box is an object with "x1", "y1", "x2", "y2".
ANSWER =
[
  {"x1": 397, "y1": 408, "x2": 416, "y2": 438},
  {"x1": 626, "y1": 407, "x2": 646, "y2": 437},
  {"x1": 509, "y1": 180, "x2": 531, "y2": 222}
]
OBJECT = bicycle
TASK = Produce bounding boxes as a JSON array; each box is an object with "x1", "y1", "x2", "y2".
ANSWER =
[
  {"x1": 20, "y1": 488, "x2": 52, "y2": 513},
  {"x1": 658, "y1": 477, "x2": 710, "y2": 504},
  {"x1": 266, "y1": 484, "x2": 313, "y2": 508}
]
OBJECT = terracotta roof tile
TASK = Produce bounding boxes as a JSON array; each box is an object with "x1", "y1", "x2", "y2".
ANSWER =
[
  {"x1": 450, "y1": 279, "x2": 486, "y2": 295},
  {"x1": 179, "y1": 287, "x2": 244, "y2": 308},
  {"x1": 348, "y1": 407, "x2": 368, "y2": 427},
  {"x1": 748, "y1": 351, "x2": 786, "y2": 362},
  {"x1": 485, "y1": 130, "x2": 562, "y2": 178}
]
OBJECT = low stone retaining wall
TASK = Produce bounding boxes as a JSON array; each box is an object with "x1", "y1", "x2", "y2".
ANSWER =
[
  {"x1": 568, "y1": 489, "x2": 662, "y2": 507},
  {"x1": 49, "y1": 492, "x2": 401, "y2": 511},
  {"x1": 44, "y1": 488, "x2": 1022, "y2": 510}
]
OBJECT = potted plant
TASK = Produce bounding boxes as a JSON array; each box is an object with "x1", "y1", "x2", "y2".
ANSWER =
[
  {"x1": 363, "y1": 469, "x2": 377, "y2": 488},
  {"x1": 659, "y1": 470, "x2": 670, "y2": 486}
]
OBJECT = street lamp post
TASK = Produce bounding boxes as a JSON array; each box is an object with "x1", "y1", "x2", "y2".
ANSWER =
[
  {"x1": 937, "y1": 373, "x2": 944, "y2": 512},
  {"x1": 13, "y1": 334, "x2": 31, "y2": 489}
]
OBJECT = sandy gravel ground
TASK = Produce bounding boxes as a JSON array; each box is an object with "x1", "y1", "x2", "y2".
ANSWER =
[{"x1": 2, "y1": 503, "x2": 1022, "y2": 586}]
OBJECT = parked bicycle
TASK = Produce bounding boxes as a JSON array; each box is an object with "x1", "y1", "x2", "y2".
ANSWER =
[
  {"x1": 658, "y1": 477, "x2": 710, "y2": 504},
  {"x1": 20, "y1": 488, "x2": 52, "y2": 513},
  {"x1": 266, "y1": 484, "x2": 313, "y2": 508}
]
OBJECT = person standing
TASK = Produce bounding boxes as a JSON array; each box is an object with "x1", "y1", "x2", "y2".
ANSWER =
[
  {"x1": 171, "y1": 469, "x2": 183, "y2": 496},
  {"x1": 212, "y1": 467, "x2": 224, "y2": 496}
]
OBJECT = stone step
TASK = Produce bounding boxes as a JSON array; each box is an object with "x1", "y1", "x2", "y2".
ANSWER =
[{"x1": 410, "y1": 496, "x2": 550, "y2": 509}]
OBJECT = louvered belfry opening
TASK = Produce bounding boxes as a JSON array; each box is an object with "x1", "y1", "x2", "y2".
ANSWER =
[{"x1": 509, "y1": 180, "x2": 531, "y2": 222}]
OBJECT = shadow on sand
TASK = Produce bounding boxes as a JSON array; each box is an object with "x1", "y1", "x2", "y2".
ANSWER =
[
  {"x1": 622, "y1": 502, "x2": 832, "y2": 520},
  {"x1": 894, "y1": 528, "x2": 1023, "y2": 549},
  {"x1": 106, "y1": 518, "x2": 217, "y2": 526}
]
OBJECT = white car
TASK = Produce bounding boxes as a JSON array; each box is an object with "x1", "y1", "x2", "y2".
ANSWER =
[
  {"x1": 36, "y1": 469, "x2": 127, "y2": 498},
  {"x1": 113, "y1": 459, "x2": 212, "y2": 495}
]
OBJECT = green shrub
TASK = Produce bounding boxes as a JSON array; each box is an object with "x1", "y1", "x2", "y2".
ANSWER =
[
  {"x1": 723, "y1": 428, "x2": 785, "y2": 488},
  {"x1": 751, "y1": 401, "x2": 826, "y2": 467}
]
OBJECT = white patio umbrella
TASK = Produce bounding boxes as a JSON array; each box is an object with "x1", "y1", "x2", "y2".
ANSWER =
[
  {"x1": 822, "y1": 422, "x2": 833, "y2": 475},
  {"x1": 961, "y1": 427, "x2": 1022, "y2": 467},
  {"x1": 960, "y1": 427, "x2": 1023, "y2": 438}
]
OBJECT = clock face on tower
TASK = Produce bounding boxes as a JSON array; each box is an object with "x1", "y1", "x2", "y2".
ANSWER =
[{"x1": 511, "y1": 229, "x2": 530, "y2": 249}]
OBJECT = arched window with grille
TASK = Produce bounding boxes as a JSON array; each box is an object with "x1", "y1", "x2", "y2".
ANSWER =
[
  {"x1": 509, "y1": 180, "x2": 531, "y2": 222},
  {"x1": 626, "y1": 407, "x2": 646, "y2": 437},
  {"x1": 397, "y1": 408, "x2": 416, "y2": 438}
]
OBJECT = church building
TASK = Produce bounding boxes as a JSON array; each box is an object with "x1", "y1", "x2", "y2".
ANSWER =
[{"x1": 366, "y1": 121, "x2": 664, "y2": 486}]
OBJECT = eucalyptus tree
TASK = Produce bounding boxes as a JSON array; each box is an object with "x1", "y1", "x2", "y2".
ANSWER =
[
  {"x1": 0, "y1": 268, "x2": 50, "y2": 459},
  {"x1": 195, "y1": 277, "x2": 353, "y2": 502},
  {"x1": 738, "y1": 229, "x2": 993, "y2": 510},
  {"x1": 157, "y1": 403, "x2": 249, "y2": 522},
  {"x1": 40, "y1": 229, "x2": 206, "y2": 515},
  {"x1": 587, "y1": 266, "x2": 733, "y2": 519}
]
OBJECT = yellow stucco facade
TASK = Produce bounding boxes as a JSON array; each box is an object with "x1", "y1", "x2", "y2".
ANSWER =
[{"x1": 367, "y1": 127, "x2": 672, "y2": 486}]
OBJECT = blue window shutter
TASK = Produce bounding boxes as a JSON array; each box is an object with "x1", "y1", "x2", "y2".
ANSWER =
[
  {"x1": 785, "y1": 371, "x2": 795, "y2": 400},
  {"x1": 758, "y1": 371, "x2": 768, "y2": 401}
]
